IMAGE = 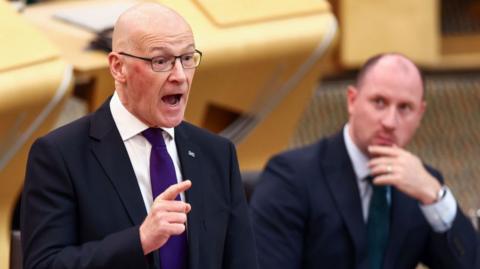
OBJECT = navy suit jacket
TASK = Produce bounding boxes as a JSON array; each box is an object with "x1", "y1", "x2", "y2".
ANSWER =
[
  {"x1": 21, "y1": 100, "x2": 257, "y2": 269},
  {"x1": 251, "y1": 132, "x2": 477, "y2": 269}
]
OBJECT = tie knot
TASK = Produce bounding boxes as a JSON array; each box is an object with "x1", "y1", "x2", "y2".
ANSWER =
[
  {"x1": 365, "y1": 175, "x2": 388, "y2": 192},
  {"x1": 142, "y1": 128, "x2": 166, "y2": 148}
]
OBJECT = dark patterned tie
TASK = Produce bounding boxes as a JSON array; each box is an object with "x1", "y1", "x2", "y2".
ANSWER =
[
  {"x1": 366, "y1": 175, "x2": 390, "y2": 269},
  {"x1": 143, "y1": 128, "x2": 187, "y2": 269}
]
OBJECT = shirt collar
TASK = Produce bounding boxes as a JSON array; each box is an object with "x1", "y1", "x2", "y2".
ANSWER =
[
  {"x1": 343, "y1": 124, "x2": 370, "y2": 181},
  {"x1": 109, "y1": 91, "x2": 175, "y2": 141}
]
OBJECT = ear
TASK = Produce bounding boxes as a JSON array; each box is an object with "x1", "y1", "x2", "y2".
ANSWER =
[
  {"x1": 108, "y1": 52, "x2": 126, "y2": 83},
  {"x1": 419, "y1": 100, "x2": 427, "y2": 119},
  {"x1": 347, "y1": 85, "x2": 358, "y2": 115}
]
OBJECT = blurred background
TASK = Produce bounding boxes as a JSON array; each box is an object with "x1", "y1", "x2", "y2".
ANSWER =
[{"x1": 1, "y1": 0, "x2": 479, "y2": 268}]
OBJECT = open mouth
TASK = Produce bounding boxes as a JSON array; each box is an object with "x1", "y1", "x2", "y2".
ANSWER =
[{"x1": 162, "y1": 94, "x2": 182, "y2": 106}]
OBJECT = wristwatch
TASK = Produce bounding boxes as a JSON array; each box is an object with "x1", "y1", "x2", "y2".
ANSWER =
[{"x1": 436, "y1": 185, "x2": 447, "y2": 202}]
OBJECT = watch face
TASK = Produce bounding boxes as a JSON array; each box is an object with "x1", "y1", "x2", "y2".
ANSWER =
[{"x1": 437, "y1": 186, "x2": 447, "y2": 201}]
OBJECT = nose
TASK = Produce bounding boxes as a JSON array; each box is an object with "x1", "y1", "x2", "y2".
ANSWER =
[
  {"x1": 381, "y1": 106, "x2": 398, "y2": 130},
  {"x1": 168, "y1": 58, "x2": 187, "y2": 83}
]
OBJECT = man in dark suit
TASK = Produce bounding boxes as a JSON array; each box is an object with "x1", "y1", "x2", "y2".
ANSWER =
[
  {"x1": 21, "y1": 3, "x2": 257, "y2": 269},
  {"x1": 250, "y1": 53, "x2": 478, "y2": 269}
]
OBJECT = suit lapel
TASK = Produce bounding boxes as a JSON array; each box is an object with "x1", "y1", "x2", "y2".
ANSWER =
[
  {"x1": 89, "y1": 101, "x2": 147, "y2": 226},
  {"x1": 175, "y1": 123, "x2": 204, "y2": 269},
  {"x1": 322, "y1": 133, "x2": 369, "y2": 268}
]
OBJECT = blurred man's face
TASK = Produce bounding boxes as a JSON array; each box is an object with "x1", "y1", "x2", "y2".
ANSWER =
[{"x1": 347, "y1": 56, "x2": 426, "y2": 156}]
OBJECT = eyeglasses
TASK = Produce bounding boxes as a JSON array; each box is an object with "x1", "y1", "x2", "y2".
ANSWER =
[{"x1": 118, "y1": 49, "x2": 202, "y2": 72}]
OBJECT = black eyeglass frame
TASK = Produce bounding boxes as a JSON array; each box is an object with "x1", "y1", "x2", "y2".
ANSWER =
[{"x1": 118, "y1": 49, "x2": 202, "y2": 72}]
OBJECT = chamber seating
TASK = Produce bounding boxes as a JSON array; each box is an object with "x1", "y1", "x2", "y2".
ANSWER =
[{"x1": 0, "y1": 2, "x2": 74, "y2": 268}]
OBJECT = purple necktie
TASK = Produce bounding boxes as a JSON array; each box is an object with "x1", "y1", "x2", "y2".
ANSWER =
[{"x1": 143, "y1": 128, "x2": 187, "y2": 269}]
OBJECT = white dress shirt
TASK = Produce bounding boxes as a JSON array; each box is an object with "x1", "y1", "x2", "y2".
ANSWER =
[
  {"x1": 109, "y1": 92, "x2": 185, "y2": 213},
  {"x1": 343, "y1": 124, "x2": 457, "y2": 232}
]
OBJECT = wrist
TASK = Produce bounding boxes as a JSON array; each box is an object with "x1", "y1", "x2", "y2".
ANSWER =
[
  {"x1": 421, "y1": 183, "x2": 445, "y2": 205},
  {"x1": 139, "y1": 225, "x2": 152, "y2": 255}
]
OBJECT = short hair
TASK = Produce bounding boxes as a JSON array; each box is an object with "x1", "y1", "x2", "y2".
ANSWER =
[{"x1": 355, "y1": 53, "x2": 426, "y2": 98}]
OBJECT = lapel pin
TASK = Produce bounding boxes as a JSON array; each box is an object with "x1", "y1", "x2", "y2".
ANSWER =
[{"x1": 188, "y1": 150, "x2": 195, "y2": 158}]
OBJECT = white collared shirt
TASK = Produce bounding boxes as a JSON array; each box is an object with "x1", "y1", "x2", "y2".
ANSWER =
[
  {"x1": 343, "y1": 124, "x2": 457, "y2": 232},
  {"x1": 109, "y1": 91, "x2": 185, "y2": 213}
]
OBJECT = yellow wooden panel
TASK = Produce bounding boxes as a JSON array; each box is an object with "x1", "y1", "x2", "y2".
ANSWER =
[
  {"x1": 0, "y1": 59, "x2": 73, "y2": 269},
  {"x1": 163, "y1": 1, "x2": 339, "y2": 170},
  {"x1": 0, "y1": 2, "x2": 72, "y2": 267},
  {"x1": 22, "y1": 1, "x2": 110, "y2": 72},
  {"x1": 194, "y1": 0, "x2": 328, "y2": 26},
  {"x1": 340, "y1": 0, "x2": 440, "y2": 67},
  {"x1": 0, "y1": 1, "x2": 59, "y2": 72}
]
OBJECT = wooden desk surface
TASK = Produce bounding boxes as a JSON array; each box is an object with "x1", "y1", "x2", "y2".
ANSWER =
[
  {"x1": 22, "y1": 1, "x2": 133, "y2": 110},
  {"x1": 22, "y1": 0, "x2": 118, "y2": 73}
]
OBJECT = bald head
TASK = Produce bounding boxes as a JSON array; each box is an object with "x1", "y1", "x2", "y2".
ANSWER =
[
  {"x1": 356, "y1": 53, "x2": 425, "y2": 98},
  {"x1": 107, "y1": 2, "x2": 197, "y2": 129},
  {"x1": 112, "y1": 2, "x2": 192, "y2": 52}
]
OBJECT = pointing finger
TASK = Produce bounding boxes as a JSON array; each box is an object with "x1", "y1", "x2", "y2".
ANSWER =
[{"x1": 158, "y1": 180, "x2": 192, "y2": 201}]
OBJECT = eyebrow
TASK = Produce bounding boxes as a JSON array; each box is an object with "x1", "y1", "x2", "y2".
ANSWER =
[{"x1": 149, "y1": 44, "x2": 196, "y2": 54}]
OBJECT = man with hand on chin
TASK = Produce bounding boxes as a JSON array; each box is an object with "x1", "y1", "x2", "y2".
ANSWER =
[
  {"x1": 251, "y1": 53, "x2": 477, "y2": 269},
  {"x1": 21, "y1": 3, "x2": 257, "y2": 269}
]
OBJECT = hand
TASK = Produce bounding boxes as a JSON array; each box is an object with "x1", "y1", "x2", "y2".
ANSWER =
[
  {"x1": 139, "y1": 180, "x2": 192, "y2": 254},
  {"x1": 367, "y1": 145, "x2": 441, "y2": 205}
]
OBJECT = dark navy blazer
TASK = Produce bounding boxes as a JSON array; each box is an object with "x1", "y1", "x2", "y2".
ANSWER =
[
  {"x1": 251, "y1": 132, "x2": 477, "y2": 269},
  {"x1": 21, "y1": 100, "x2": 257, "y2": 269}
]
